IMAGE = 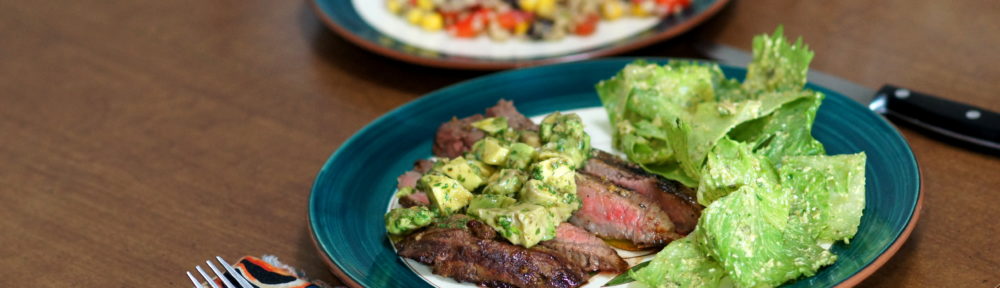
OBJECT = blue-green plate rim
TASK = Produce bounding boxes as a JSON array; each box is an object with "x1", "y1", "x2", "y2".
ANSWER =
[
  {"x1": 309, "y1": 0, "x2": 731, "y2": 70},
  {"x1": 308, "y1": 57, "x2": 923, "y2": 288}
]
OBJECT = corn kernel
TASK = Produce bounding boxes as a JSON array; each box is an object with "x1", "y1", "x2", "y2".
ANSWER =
[
  {"x1": 416, "y1": 0, "x2": 434, "y2": 10},
  {"x1": 601, "y1": 1, "x2": 624, "y2": 20},
  {"x1": 631, "y1": 2, "x2": 650, "y2": 17},
  {"x1": 386, "y1": 0, "x2": 403, "y2": 14},
  {"x1": 514, "y1": 21, "x2": 530, "y2": 35},
  {"x1": 536, "y1": 0, "x2": 556, "y2": 18},
  {"x1": 406, "y1": 9, "x2": 424, "y2": 25},
  {"x1": 421, "y1": 12, "x2": 444, "y2": 31},
  {"x1": 519, "y1": 0, "x2": 538, "y2": 13}
]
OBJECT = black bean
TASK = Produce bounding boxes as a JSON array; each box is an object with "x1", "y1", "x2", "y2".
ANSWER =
[
  {"x1": 529, "y1": 18, "x2": 554, "y2": 40},
  {"x1": 502, "y1": 0, "x2": 520, "y2": 10}
]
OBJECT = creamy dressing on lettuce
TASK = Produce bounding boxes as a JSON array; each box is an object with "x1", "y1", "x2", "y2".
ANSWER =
[{"x1": 597, "y1": 27, "x2": 866, "y2": 288}]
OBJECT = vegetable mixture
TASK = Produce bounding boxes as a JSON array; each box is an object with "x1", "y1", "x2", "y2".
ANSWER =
[
  {"x1": 386, "y1": 113, "x2": 592, "y2": 248},
  {"x1": 597, "y1": 27, "x2": 867, "y2": 287},
  {"x1": 386, "y1": 0, "x2": 694, "y2": 41}
]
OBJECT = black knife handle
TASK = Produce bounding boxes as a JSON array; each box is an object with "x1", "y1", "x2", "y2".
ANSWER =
[{"x1": 874, "y1": 84, "x2": 999, "y2": 155}]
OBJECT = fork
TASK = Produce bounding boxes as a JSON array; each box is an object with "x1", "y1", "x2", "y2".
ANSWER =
[{"x1": 186, "y1": 256, "x2": 254, "y2": 288}]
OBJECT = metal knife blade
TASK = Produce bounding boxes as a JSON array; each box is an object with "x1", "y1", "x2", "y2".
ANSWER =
[{"x1": 695, "y1": 41, "x2": 1000, "y2": 154}]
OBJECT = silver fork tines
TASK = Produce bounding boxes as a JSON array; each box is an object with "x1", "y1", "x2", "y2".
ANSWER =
[{"x1": 187, "y1": 256, "x2": 253, "y2": 288}]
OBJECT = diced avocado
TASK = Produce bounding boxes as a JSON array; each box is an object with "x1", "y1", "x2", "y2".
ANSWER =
[
  {"x1": 395, "y1": 186, "x2": 415, "y2": 197},
  {"x1": 519, "y1": 179, "x2": 561, "y2": 206},
  {"x1": 471, "y1": 117, "x2": 508, "y2": 134},
  {"x1": 505, "y1": 142, "x2": 537, "y2": 170},
  {"x1": 467, "y1": 194, "x2": 517, "y2": 217},
  {"x1": 472, "y1": 137, "x2": 510, "y2": 166},
  {"x1": 385, "y1": 206, "x2": 437, "y2": 235},
  {"x1": 483, "y1": 169, "x2": 527, "y2": 196},
  {"x1": 497, "y1": 128, "x2": 522, "y2": 144},
  {"x1": 433, "y1": 156, "x2": 486, "y2": 191},
  {"x1": 539, "y1": 112, "x2": 587, "y2": 142},
  {"x1": 529, "y1": 157, "x2": 577, "y2": 194},
  {"x1": 476, "y1": 203, "x2": 559, "y2": 248},
  {"x1": 538, "y1": 134, "x2": 591, "y2": 168},
  {"x1": 537, "y1": 113, "x2": 592, "y2": 168},
  {"x1": 519, "y1": 130, "x2": 542, "y2": 147},
  {"x1": 465, "y1": 158, "x2": 496, "y2": 180},
  {"x1": 519, "y1": 179, "x2": 579, "y2": 221},
  {"x1": 418, "y1": 174, "x2": 474, "y2": 216}
]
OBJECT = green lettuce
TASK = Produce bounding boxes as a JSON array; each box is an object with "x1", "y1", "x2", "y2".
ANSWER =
[
  {"x1": 630, "y1": 232, "x2": 726, "y2": 288},
  {"x1": 635, "y1": 141, "x2": 865, "y2": 288},
  {"x1": 781, "y1": 153, "x2": 867, "y2": 243},
  {"x1": 616, "y1": 27, "x2": 868, "y2": 288},
  {"x1": 596, "y1": 27, "x2": 822, "y2": 187},
  {"x1": 742, "y1": 26, "x2": 814, "y2": 94}
]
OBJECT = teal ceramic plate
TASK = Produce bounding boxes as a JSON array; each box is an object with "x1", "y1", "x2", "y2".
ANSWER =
[
  {"x1": 309, "y1": 59, "x2": 922, "y2": 288},
  {"x1": 311, "y1": 0, "x2": 729, "y2": 70}
]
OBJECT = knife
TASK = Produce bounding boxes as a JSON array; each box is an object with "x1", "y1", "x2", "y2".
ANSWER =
[{"x1": 695, "y1": 42, "x2": 1000, "y2": 155}]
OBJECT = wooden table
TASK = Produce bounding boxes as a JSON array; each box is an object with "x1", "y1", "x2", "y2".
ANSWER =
[{"x1": 2, "y1": 1, "x2": 997, "y2": 287}]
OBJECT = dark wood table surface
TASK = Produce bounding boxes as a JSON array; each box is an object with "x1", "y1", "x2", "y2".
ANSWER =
[{"x1": 2, "y1": 1, "x2": 997, "y2": 287}]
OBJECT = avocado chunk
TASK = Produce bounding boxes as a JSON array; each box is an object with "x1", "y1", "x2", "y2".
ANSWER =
[
  {"x1": 433, "y1": 156, "x2": 486, "y2": 191},
  {"x1": 519, "y1": 179, "x2": 579, "y2": 221},
  {"x1": 529, "y1": 157, "x2": 577, "y2": 194},
  {"x1": 472, "y1": 137, "x2": 510, "y2": 166},
  {"x1": 418, "y1": 174, "x2": 474, "y2": 216},
  {"x1": 464, "y1": 158, "x2": 496, "y2": 180},
  {"x1": 537, "y1": 112, "x2": 592, "y2": 168},
  {"x1": 467, "y1": 194, "x2": 517, "y2": 217},
  {"x1": 476, "y1": 203, "x2": 559, "y2": 248},
  {"x1": 519, "y1": 130, "x2": 542, "y2": 147},
  {"x1": 471, "y1": 117, "x2": 509, "y2": 134},
  {"x1": 395, "y1": 186, "x2": 415, "y2": 197},
  {"x1": 483, "y1": 169, "x2": 527, "y2": 197},
  {"x1": 385, "y1": 206, "x2": 437, "y2": 235},
  {"x1": 505, "y1": 142, "x2": 537, "y2": 170}
]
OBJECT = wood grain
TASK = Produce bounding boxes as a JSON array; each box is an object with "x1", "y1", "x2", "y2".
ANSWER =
[{"x1": 0, "y1": 0, "x2": 996, "y2": 287}]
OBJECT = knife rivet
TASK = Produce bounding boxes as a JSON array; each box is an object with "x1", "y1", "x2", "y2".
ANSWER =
[
  {"x1": 966, "y1": 110, "x2": 981, "y2": 120},
  {"x1": 894, "y1": 89, "x2": 910, "y2": 99}
]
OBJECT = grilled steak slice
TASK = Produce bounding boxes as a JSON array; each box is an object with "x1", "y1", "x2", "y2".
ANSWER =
[
  {"x1": 433, "y1": 114, "x2": 485, "y2": 158},
  {"x1": 537, "y1": 223, "x2": 627, "y2": 273},
  {"x1": 397, "y1": 171, "x2": 422, "y2": 189},
  {"x1": 486, "y1": 99, "x2": 538, "y2": 131},
  {"x1": 582, "y1": 150, "x2": 702, "y2": 235},
  {"x1": 399, "y1": 192, "x2": 430, "y2": 208},
  {"x1": 467, "y1": 217, "x2": 497, "y2": 240},
  {"x1": 396, "y1": 161, "x2": 434, "y2": 208},
  {"x1": 570, "y1": 174, "x2": 682, "y2": 249},
  {"x1": 414, "y1": 159, "x2": 435, "y2": 174},
  {"x1": 397, "y1": 219, "x2": 587, "y2": 288},
  {"x1": 433, "y1": 99, "x2": 538, "y2": 158}
]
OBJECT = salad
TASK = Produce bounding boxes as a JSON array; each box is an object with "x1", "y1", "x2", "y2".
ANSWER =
[
  {"x1": 598, "y1": 27, "x2": 867, "y2": 287},
  {"x1": 385, "y1": 0, "x2": 694, "y2": 41}
]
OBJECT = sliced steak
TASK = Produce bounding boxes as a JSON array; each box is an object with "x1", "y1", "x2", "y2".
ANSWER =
[
  {"x1": 433, "y1": 99, "x2": 538, "y2": 158},
  {"x1": 433, "y1": 114, "x2": 485, "y2": 158},
  {"x1": 397, "y1": 171, "x2": 422, "y2": 189},
  {"x1": 397, "y1": 219, "x2": 588, "y2": 288},
  {"x1": 397, "y1": 160, "x2": 435, "y2": 208},
  {"x1": 398, "y1": 192, "x2": 429, "y2": 208},
  {"x1": 536, "y1": 223, "x2": 627, "y2": 273},
  {"x1": 570, "y1": 174, "x2": 682, "y2": 249},
  {"x1": 413, "y1": 159, "x2": 435, "y2": 174},
  {"x1": 486, "y1": 99, "x2": 538, "y2": 131},
  {"x1": 467, "y1": 217, "x2": 497, "y2": 240},
  {"x1": 582, "y1": 150, "x2": 702, "y2": 235}
]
